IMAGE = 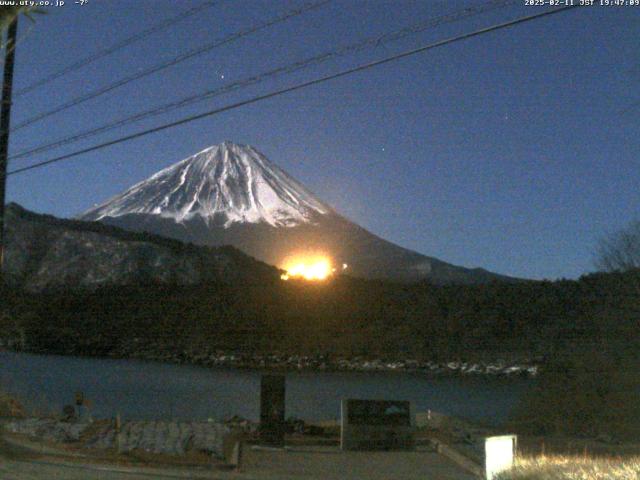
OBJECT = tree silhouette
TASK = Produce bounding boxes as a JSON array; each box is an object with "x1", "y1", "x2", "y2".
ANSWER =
[{"x1": 596, "y1": 220, "x2": 640, "y2": 272}]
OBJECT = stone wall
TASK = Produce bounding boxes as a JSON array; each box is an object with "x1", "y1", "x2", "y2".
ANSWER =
[{"x1": 4, "y1": 418, "x2": 230, "y2": 458}]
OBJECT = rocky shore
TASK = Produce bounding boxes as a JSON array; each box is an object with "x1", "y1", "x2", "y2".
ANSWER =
[
  {"x1": 1, "y1": 344, "x2": 539, "y2": 376},
  {"x1": 113, "y1": 348, "x2": 539, "y2": 377}
]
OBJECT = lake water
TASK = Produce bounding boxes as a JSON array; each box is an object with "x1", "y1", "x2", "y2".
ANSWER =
[{"x1": 0, "y1": 351, "x2": 534, "y2": 426}]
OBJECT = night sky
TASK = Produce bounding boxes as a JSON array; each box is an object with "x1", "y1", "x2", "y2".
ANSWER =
[{"x1": 5, "y1": 0, "x2": 640, "y2": 280}]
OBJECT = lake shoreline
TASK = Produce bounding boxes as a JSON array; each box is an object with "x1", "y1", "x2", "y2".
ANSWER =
[
  {"x1": 2, "y1": 350, "x2": 533, "y2": 425},
  {"x1": 0, "y1": 346, "x2": 539, "y2": 377}
]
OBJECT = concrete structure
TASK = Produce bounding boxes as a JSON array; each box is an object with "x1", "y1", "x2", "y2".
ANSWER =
[{"x1": 259, "y1": 375, "x2": 286, "y2": 447}]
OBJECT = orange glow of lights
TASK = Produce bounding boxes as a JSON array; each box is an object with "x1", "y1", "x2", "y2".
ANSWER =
[{"x1": 280, "y1": 255, "x2": 339, "y2": 281}]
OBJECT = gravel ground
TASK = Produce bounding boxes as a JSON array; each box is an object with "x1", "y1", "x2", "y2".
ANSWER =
[{"x1": 1, "y1": 440, "x2": 477, "y2": 480}]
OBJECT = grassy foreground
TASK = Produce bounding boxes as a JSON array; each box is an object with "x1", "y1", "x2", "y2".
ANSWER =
[{"x1": 497, "y1": 455, "x2": 640, "y2": 480}]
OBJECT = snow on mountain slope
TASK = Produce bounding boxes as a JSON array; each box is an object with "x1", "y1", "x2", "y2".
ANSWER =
[
  {"x1": 81, "y1": 141, "x2": 517, "y2": 284},
  {"x1": 83, "y1": 141, "x2": 332, "y2": 228}
]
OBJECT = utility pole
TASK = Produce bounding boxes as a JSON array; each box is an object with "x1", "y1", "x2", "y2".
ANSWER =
[{"x1": 0, "y1": 15, "x2": 18, "y2": 283}]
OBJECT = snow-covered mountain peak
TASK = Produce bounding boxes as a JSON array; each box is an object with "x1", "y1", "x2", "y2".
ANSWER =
[{"x1": 82, "y1": 142, "x2": 332, "y2": 227}]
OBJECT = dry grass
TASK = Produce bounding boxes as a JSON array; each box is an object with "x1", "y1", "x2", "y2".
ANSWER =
[{"x1": 497, "y1": 454, "x2": 640, "y2": 480}]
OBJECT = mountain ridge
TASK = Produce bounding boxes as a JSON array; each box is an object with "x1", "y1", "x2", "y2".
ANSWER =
[
  {"x1": 3, "y1": 202, "x2": 279, "y2": 291},
  {"x1": 81, "y1": 141, "x2": 518, "y2": 284}
]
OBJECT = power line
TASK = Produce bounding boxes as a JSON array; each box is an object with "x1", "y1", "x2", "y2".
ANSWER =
[
  {"x1": 7, "y1": 5, "x2": 580, "y2": 177},
  {"x1": 10, "y1": 0, "x2": 516, "y2": 163},
  {"x1": 10, "y1": 0, "x2": 330, "y2": 132},
  {"x1": 13, "y1": 1, "x2": 218, "y2": 98}
]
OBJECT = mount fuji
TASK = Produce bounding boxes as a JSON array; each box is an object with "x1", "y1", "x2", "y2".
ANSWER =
[{"x1": 81, "y1": 141, "x2": 512, "y2": 284}]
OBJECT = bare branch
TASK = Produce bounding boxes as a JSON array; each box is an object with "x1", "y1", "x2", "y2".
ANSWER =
[{"x1": 595, "y1": 220, "x2": 640, "y2": 272}]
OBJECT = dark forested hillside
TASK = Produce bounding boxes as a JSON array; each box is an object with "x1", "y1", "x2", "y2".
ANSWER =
[
  {"x1": 2, "y1": 269, "x2": 639, "y2": 365},
  {"x1": 3, "y1": 202, "x2": 279, "y2": 290}
]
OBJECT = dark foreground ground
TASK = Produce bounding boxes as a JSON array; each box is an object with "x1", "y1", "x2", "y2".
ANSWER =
[{"x1": 0, "y1": 436, "x2": 475, "y2": 480}]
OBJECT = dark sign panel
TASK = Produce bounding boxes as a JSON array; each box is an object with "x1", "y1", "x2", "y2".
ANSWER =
[
  {"x1": 259, "y1": 375, "x2": 286, "y2": 447},
  {"x1": 347, "y1": 399, "x2": 411, "y2": 426},
  {"x1": 341, "y1": 399, "x2": 414, "y2": 451}
]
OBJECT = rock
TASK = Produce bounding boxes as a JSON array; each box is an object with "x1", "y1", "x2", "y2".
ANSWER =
[
  {"x1": 62, "y1": 405, "x2": 77, "y2": 422},
  {"x1": 79, "y1": 420, "x2": 230, "y2": 458},
  {"x1": 4, "y1": 417, "x2": 91, "y2": 443},
  {"x1": 0, "y1": 393, "x2": 25, "y2": 417}
]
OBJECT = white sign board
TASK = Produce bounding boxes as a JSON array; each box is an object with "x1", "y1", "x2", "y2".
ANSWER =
[{"x1": 485, "y1": 435, "x2": 516, "y2": 480}]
